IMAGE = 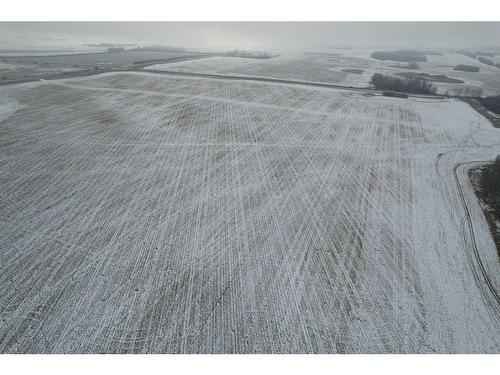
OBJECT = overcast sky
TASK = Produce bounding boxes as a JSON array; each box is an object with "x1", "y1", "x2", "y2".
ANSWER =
[{"x1": 1, "y1": 22, "x2": 500, "y2": 52}]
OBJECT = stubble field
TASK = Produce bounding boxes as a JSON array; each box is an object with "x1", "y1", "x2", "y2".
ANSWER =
[
  {"x1": 149, "y1": 51, "x2": 500, "y2": 96},
  {"x1": 0, "y1": 72, "x2": 499, "y2": 353}
]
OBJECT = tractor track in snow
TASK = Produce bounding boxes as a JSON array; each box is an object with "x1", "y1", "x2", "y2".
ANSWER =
[
  {"x1": 453, "y1": 160, "x2": 500, "y2": 316},
  {"x1": 1, "y1": 72, "x2": 499, "y2": 352},
  {"x1": 143, "y1": 69, "x2": 448, "y2": 100}
]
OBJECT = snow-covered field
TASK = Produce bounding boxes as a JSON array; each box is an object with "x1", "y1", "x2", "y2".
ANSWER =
[
  {"x1": 0, "y1": 51, "x2": 205, "y2": 83},
  {"x1": 148, "y1": 54, "x2": 375, "y2": 87},
  {"x1": 0, "y1": 72, "x2": 499, "y2": 353},
  {"x1": 148, "y1": 51, "x2": 500, "y2": 96}
]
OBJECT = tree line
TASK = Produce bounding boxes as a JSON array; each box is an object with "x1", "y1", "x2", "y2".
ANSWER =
[{"x1": 371, "y1": 73, "x2": 436, "y2": 95}]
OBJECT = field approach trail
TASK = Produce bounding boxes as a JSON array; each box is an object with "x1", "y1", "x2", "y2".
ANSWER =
[
  {"x1": 452, "y1": 160, "x2": 500, "y2": 316},
  {"x1": 0, "y1": 72, "x2": 499, "y2": 353}
]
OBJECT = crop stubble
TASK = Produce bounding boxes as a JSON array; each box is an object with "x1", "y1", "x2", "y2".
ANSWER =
[{"x1": 0, "y1": 72, "x2": 499, "y2": 353}]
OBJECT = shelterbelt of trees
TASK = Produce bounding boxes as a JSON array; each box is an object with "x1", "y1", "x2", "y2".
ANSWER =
[
  {"x1": 371, "y1": 73, "x2": 436, "y2": 95},
  {"x1": 480, "y1": 95, "x2": 500, "y2": 115},
  {"x1": 371, "y1": 50, "x2": 428, "y2": 62}
]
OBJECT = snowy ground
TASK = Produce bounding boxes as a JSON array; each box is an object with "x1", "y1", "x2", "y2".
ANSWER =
[
  {"x1": 0, "y1": 51, "x2": 205, "y2": 83},
  {"x1": 0, "y1": 72, "x2": 499, "y2": 353},
  {"x1": 148, "y1": 51, "x2": 500, "y2": 96},
  {"x1": 147, "y1": 54, "x2": 374, "y2": 87}
]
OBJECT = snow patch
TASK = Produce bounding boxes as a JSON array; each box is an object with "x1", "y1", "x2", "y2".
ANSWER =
[{"x1": 0, "y1": 96, "x2": 23, "y2": 122}]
